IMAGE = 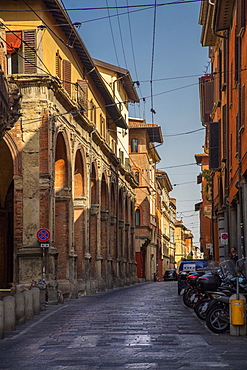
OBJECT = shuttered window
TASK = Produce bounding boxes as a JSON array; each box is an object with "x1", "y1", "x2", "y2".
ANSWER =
[
  {"x1": 209, "y1": 121, "x2": 219, "y2": 170},
  {"x1": 222, "y1": 104, "x2": 227, "y2": 161},
  {"x1": 77, "y1": 79, "x2": 88, "y2": 114},
  {"x1": 23, "y1": 29, "x2": 37, "y2": 74},
  {"x1": 62, "y1": 59, "x2": 71, "y2": 96},
  {"x1": 56, "y1": 50, "x2": 62, "y2": 79},
  {"x1": 241, "y1": 84, "x2": 245, "y2": 129},
  {"x1": 236, "y1": 0, "x2": 245, "y2": 37},
  {"x1": 236, "y1": 113, "x2": 240, "y2": 155}
]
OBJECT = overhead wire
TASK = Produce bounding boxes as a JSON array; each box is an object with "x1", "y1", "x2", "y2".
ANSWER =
[
  {"x1": 150, "y1": 0, "x2": 157, "y2": 123},
  {"x1": 106, "y1": 0, "x2": 121, "y2": 67},
  {"x1": 115, "y1": 0, "x2": 128, "y2": 69},
  {"x1": 126, "y1": 0, "x2": 144, "y2": 118},
  {"x1": 163, "y1": 128, "x2": 204, "y2": 137},
  {"x1": 2, "y1": 1, "x2": 207, "y2": 13}
]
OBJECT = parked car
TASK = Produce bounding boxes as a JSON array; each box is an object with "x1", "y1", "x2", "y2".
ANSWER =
[
  {"x1": 177, "y1": 260, "x2": 209, "y2": 294},
  {"x1": 163, "y1": 269, "x2": 178, "y2": 281}
]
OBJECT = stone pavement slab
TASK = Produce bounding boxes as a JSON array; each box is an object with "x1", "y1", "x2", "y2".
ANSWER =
[{"x1": 0, "y1": 282, "x2": 247, "y2": 369}]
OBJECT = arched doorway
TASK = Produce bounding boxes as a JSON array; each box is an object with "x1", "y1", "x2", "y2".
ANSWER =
[
  {"x1": 100, "y1": 173, "x2": 108, "y2": 278},
  {"x1": 0, "y1": 139, "x2": 14, "y2": 288},
  {"x1": 55, "y1": 132, "x2": 69, "y2": 281},
  {"x1": 74, "y1": 149, "x2": 86, "y2": 279}
]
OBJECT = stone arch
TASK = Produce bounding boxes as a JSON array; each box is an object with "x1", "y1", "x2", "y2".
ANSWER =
[
  {"x1": 110, "y1": 182, "x2": 116, "y2": 260},
  {"x1": 118, "y1": 188, "x2": 124, "y2": 271},
  {"x1": 0, "y1": 138, "x2": 14, "y2": 288},
  {"x1": 91, "y1": 161, "x2": 98, "y2": 204},
  {"x1": 74, "y1": 149, "x2": 85, "y2": 197},
  {"x1": 124, "y1": 196, "x2": 129, "y2": 262},
  {"x1": 55, "y1": 132, "x2": 68, "y2": 189},
  {"x1": 100, "y1": 172, "x2": 109, "y2": 278},
  {"x1": 73, "y1": 148, "x2": 86, "y2": 279},
  {"x1": 54, "y1": 131, "x2": 70, "y2": 281},
  {"x1": 89, "y1": 161, "x2": 99, "y2": 277}
]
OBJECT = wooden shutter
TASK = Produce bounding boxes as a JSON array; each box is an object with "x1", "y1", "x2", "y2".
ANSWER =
[
  {"x1": 23, "y1": 29, "x2": 37, "y2": 74},
  {"x1": 241, "y1": 84, "x2": 245, "y2": 129},
  {"x1": 236, "y1": 0, "x2": 245, "y2": 37},
  {"x1": 55, "y1": 50, "x2": 62, "y2": 79},
  {"x1": 209, "y1": 121, "x2": 219, "y2": 170},
  {"x1": 203, "y1": 79, "x2": 214, "y2": 123},
  {"x1": 222, "y1": 104, "x2": 227, "y2": 161},
  {"x1": 62, "y1": 59, "x2": 71, "y2": 96},
  {"x1": 77, "y1": 79, "x2": 88, "y2": 114}
]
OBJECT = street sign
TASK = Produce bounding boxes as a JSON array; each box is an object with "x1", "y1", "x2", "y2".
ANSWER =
[
  {"x1": 36, "y1": 228, "x2": 50, "y2": 242},
  {"x1": 221, "y1": 232, "x2": 228, "y2": 245},
  {"x1": 40, "y1": 243, "x2": 49, "y2": 248}
]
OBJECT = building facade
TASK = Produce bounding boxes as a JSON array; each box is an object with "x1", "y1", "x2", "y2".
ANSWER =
[
  {"x1": 199, "y1": 0, "x2": 247, "y2": 260},
  {"x1": 129, "y1": 118, "x2": 163, "y2": 281},
  {"x1": 0, "y1": 0, "x2": 138, "y2": 299}
]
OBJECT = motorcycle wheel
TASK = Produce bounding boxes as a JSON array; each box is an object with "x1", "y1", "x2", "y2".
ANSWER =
[
  {"x1": 182, "y1": 289, "x2": 196, "y2": 308},
  {"x1": 205, "y1": 303, "x2": 229, "y2": 333},
  {"x1": 194, "y1": 299, "x2": 210, "y2": 320}
]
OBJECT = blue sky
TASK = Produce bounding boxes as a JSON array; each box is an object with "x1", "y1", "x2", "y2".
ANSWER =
[{"x1": 63, "y1": 0, "x2": 209, "y2": 247}]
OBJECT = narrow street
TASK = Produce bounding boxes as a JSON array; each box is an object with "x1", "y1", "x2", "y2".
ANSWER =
[{"x1": 0, "y1": 282, "x2": 247, "y2": 369}]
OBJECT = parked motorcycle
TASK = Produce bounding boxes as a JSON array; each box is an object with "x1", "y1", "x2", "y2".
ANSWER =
[{"x1": 204, "y1": 259, "x2": 247, "y2": 333}]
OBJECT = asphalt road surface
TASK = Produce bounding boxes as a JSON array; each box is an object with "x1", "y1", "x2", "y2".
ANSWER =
[{"x1": 0, "y1": 281, "x2": 247, "y2": 369}]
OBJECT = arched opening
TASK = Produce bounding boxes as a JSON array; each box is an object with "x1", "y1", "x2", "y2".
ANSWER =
[
  {"x1": 55, "y1": 132, "x2": 69, "y2": 280},
  {"x1": 101, "y1": 173, "x2": 108, "y2": 278},
  {"x1": 90, "y1": 162, "x2": 98, "y2": 277},
  {"x1": 0, "y1": 140, "x2": 14, "y2": 288},
  {"x1": 55, "y1": 133, "x2": 68, "y2": 189},
  {"x1": 74, "y1": 149, "x2": 86, "y2": 279}
]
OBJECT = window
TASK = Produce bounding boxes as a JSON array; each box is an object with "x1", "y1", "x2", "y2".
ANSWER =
[
  {"x1": 100, "y1": 114, "x2": 105, "y2": 138},
  {"x1": 77, "y1": 79, "x2": 88, "y2": 114},
  {"x1": 90, "y1": 100, "x2": 96, "y2": 124},
  {"x1": 7, "y1": 30, "x2": 37, "y2": 74},
  {"x1": 131, "y1": 138, "x2": 138, "y2": 152},
  {"x1": 135, "y1": 209, "x2": 140, "y2": 226},
  {"x1": 56, "y1": 50, "x2": 62, "y2": 79},
  {"x1": 62, "y1": 59, "x2": 71, "y2": 96},
  {"x1": 135, "y1": 171, "x2": 139, "y2": 184}
]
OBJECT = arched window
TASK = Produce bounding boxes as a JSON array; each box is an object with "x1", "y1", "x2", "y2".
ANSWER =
[
  {"x1": 131, "y1": 138, "x2": 138, "y2": 153},
  {"x1": 135, "y1": 171, "x2": 139, "y2": 184},
  {"x1": 135, "y1": 209, "x2": 140, "y2": 226}
]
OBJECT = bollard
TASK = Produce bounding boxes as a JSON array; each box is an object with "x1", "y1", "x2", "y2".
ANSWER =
[
  {"x1": 24, "y1": 290, "x2": 33, "y2": 321},
  {"x1": 35, "y1": 281, "x2": 46, "y2": 311},
  {"x1": 14, "y1": 292, "x2": 25, "y2": 325},
  {"x1": 32, "y1": 288, "x2": 40, "y2": 315},
  {"x1": 3, "y1": 295, "x2": 16, "y2": 332},
  {"x1": 0, "y1": 300, "x2": 4, "y2": 339},
  {"x1": 230, "y1": 293, "x2": 246, "y2": 336}
]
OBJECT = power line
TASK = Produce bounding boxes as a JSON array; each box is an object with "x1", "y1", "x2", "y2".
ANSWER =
[
  {"x1": 150, "y1": 0, "x2": 157, "y2": 123},
  {"x1": 163, "y1": 128, "x2": 204, "y2": 137},
  {"x1": 2, "y1": 1, "x2": 207, "y2": 13},
  {"x1": 172, "y1": 181, "x2": 195, "y2": 186},
  {"x1": 158, "y1": 163, "x2": 197, "y2": 169},
  {"x1": 115, "y1": 0, "x2": 128, "y2": 69}
]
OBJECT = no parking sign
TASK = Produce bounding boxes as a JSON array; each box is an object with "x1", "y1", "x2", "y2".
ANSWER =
[
  {"x1": 221, "y1": 232, "x2": 228, "y2": 245},
  {"x1": 36, "y1": 228, "x2": 50, "y2": 243}
]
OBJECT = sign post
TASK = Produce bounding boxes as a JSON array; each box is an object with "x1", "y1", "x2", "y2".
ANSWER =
[{"x1": 36, "y1": 229, "x2": 50, "y2": 281}]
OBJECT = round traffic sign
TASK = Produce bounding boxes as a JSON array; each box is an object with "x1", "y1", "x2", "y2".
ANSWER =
[
  {"x1": 36, "y1": 228, "x2": 50, "y2": 242},
  {"x1": 221, "y1": 233, "x2": 228, "y2": 240}
]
